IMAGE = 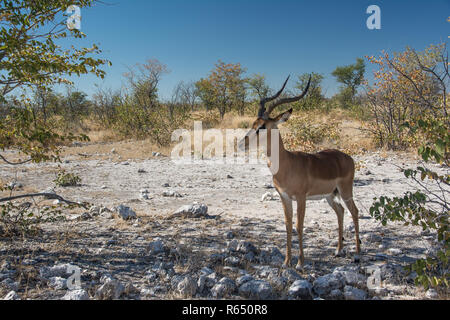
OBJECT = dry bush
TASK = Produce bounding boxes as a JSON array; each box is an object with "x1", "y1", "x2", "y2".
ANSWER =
[{"x1": 282, "y1": 113, "x2": 341, "y2": 152}]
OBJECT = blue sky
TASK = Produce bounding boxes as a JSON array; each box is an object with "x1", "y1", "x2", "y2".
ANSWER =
[{"x1": 64, "y1": 0, "x2": 450, "y2": 99}]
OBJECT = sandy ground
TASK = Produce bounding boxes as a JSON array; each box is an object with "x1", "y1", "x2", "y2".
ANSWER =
[{"x1": 0, "y1": 146, "x2": 448, "y2": 300}]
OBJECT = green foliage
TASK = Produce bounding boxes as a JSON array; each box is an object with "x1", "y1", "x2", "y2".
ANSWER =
[
  {"x1": 0, "y1": 1, "x2": 103, "y2": 164},
  {"x1": 195, "y1": 61, "x2": 247, "y2": 119},
  {"x1": 293, "y1": 72, "x2": 325, "y2": 110},
  {"x1": 0, "y1": 0, "x2": 109, "y2": 95},
  {"x1": 403, "y1": 116, "x2": 449, "y2": 165},
  {"x1": 247, "y1": 73, "x2": 270, "y2": 101},
  {"x1": 0, "y1": 106, "x2": 89, "y2": 163},
  {"x1": 370, "y1": 185, "x2": 449, "y2": 290},
  {"x1": 54, "y1": 168, "x2": 81, "y2": 187},
  {"x1": 0, "y1": 201, "x2": 71, "y2": 236},
  {"x1": 409, "y1": 250, "x2": 449, "y2": 289},
  {"x1": 331, "y1": 58, "x2": 365, "y2": 107},
  {"x1": 370, "y1": 104, "x2": 449, "y2": 291}
]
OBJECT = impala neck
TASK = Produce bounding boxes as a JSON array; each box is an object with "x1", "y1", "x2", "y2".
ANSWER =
[{"x1": 265, "y1": 128, "x2": 288, "y2": 175}]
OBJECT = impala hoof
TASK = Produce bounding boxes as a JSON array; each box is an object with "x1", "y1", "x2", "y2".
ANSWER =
[
  {"x1": 282, "y1": 260, "x2": 291, "y2": 269},
  {"x1": 334, "y1": 249, "x2": 345, "y2": 257},
  {"x1": 295, "y1": 263, "x2": 304, "y2": 272}
]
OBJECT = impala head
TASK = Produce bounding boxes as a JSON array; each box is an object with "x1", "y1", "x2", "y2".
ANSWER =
[{"x1": 238, "y1": 75, "x2": 311, "y2": 151}]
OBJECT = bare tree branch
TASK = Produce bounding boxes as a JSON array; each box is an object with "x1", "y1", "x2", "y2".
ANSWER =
[{"x1": 0, "y1": 193, "x2": 88, "y2": 209}]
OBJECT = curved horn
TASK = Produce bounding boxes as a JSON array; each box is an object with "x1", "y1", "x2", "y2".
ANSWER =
[
  {"x1": 258, "y1": 75, "x2": 290, "y2": 118},
  {"x1": 264, "y1": 75, "x2": 311, "y2": 117}
]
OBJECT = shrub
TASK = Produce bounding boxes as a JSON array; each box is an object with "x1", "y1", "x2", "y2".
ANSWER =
[
  {"x1": 365, "y1": 44, "x2": 448, "y2": 150},
  {"x1": 54, "y1": 168, "x2": 81, "y2": 187},
  {"x1": 0, "y1": 201, "x2": 66, "y2": 236},
  {"x1": 369, "y1": 44, "x2": 449, "y2": 291},
  {"x1": 282, "y1": 114, "x2": 340, "y2": 152}
]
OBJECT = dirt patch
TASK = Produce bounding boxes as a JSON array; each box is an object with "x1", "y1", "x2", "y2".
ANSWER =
[{"x1": 0, "y1": 148, "x2": 447, "y2": 300}]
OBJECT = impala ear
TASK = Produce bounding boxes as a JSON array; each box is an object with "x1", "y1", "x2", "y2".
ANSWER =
[{"x1": 274, "y1": 108, "x2": 293, "y2": 124}]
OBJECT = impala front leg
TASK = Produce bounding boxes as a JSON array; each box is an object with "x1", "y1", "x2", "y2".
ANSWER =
[
  {"x1": 279, "y1": 193, "x2": 293, "y2": 268},
  {"x1": 296, "y1": 195, "x2": 306, "y2": 270}
]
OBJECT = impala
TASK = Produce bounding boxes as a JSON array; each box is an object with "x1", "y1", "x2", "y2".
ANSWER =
[{"x1": 239, "y1": 76, "x2": 361, "y2": 269}]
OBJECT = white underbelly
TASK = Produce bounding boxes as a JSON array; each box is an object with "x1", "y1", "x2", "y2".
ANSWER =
[
  {"x1": 306, "y1": 194, "x2": 331, "y2": 201},
  {"x1": 280, "y1": 192, "x2": 332, "y2": 201}
]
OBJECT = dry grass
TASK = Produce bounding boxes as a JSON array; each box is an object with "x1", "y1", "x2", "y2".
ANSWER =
[{"x1": 3, "y1": 108, "x2": 406, "y2": 162}]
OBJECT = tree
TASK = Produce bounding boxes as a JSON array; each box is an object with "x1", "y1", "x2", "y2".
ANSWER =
[
  {"x1": 332, "y1": 58, "x2": 365, "y2": 107},
  {"x1": 0, "y1": 0, "x2": 108, "y2": 164},
  {"x1": 195, "y1": 60, "x2": 246, "y2": 119},
  {"x1": 294, "y1": 72, "x2": 324, "y2": 110},
  {"x1": 0, "y1": 0, "x2": 109, "y2": 97},
  {"x1": 195, "y1": 78, "x2": 216, "y2": 111},
  {"x1": 178, "y1": 81, "x2": 198, "y2": 111},
  {"x1": 123, "y1": 59, "x2": 169, "y2": 110},
  {"x1": 91, "y1": 86, "x2": 121, "y2": 126},
  {"x1": 62, "y1": 86, "x2": 90, "y2": 125},
  {"x1": 248, "y1": 73, "x2": 270, "y2": 101}
]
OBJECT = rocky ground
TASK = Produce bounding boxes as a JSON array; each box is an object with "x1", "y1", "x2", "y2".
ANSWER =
[{"x1": 0, "y1": 146, "x2": 448, "y2": 300}]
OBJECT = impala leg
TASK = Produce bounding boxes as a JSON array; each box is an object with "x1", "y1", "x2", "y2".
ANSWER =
[
  {"x1": 280, "y1": 193, "x2": 293, "y2": 268},
  {"x1": 346, "y1": 198, "x2": 361, "y2": 255},
  {"x1": 295, "y1": 196, "x2": 306, "y2": 270},
  {"x1": 338, "y1": 183, "x2": 361, "y2": 259},
  {"x1": 326, "y1": 194, "x2": 345, "y2": 257}
]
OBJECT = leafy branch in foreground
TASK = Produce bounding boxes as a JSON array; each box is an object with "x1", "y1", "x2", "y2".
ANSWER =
[
  {"x1": 0, "y1": 199, "x2": 88, "y2": 236},
  {"x1": 369, "y1": 44, "x2": 449, "y2": 292}
]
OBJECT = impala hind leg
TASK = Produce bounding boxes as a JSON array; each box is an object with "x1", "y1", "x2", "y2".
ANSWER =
[
  {"x1": 337, "y1": 182, "x2": 361, "y2": 259},
  {"x1": 326, "y1": 192, "x2": 345, "y2": 257},
  {"x1": 295, "y1": 196, "x2": 306, "y2": 270},
  {"x1": 279, "y1": 193, "x2": 293, "y2": 268}
]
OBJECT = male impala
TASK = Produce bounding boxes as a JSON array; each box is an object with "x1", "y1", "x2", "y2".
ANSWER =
[{"x1": 239, "y1": 76, "x2": 360, "y2": 270}]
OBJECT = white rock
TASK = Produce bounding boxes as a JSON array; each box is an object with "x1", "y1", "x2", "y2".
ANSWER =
[
  {"x1": 205, "y1": 272, "x2": 220, "y2": 288},
  {"x1": 162, "y1": 190, "x2": 182, "y2": 198},
  {"x1": 115, "y1": 205, "x2": 137, "y2": 220},
  {"x1": 177, "y1": 276, "x2": 197, "y2": 297},
  {"x1": 172, "y1": 203, "x2": 208, "y2": 218},
  {"x1": 288, "y1": 280, "x2": 313, "y2": 299},
  {"x1": 387, "y1": 248, "x2": 402, "y2": 256},
  {"x1": 199, "y1": 267, "x2": 214, "y2": 276},
  {"x1": 425, "y1": 289, "x2": 439, "y2": 299},
  {"x1": 39, "y1": 263, "x2": 77, "y2": 280},
  {"x1": 313, "y1": 273, "x2": 345, "y2": 296},
  {"x1": 49, "y1": 277, "x2": 66, "y2": 290},
  {"x1": 1, "y1": 278, "x2": 19, "y2": 291},
  {"x1": 197, "y1": 275, "x2": 206, "y2": 292},
  {"x1": 95, "y1": 279, "x2": 125, "y2": 300},
  {"x1": 148, "y1": 240, "x2": 165, "y2": 255},
  {"x1": 236, "y1": 240, "x2": 258, "y2": 254},
  {"x1": 62, "y1": 289, "x2": 89, "y2": 300},
  {"x1": 261, "y1": 192, "x2": 279, "y2": 202},
  {"x1": 211, "y1": 277, "x2": 236, "y2": 298},
  {"x1": 236, "y1": 275, "x2": 254, "y2": 287},
  {"x1": 343, "y1": 285, "x2": 367, "y2": 300},
  {"x1": 224, "y1": 256, "x2": 240, "y2": 266},
  {"x1": 333, "y1": 269, "x2": 367, "y2": 288},
  {"x1": 329, "y1": 289, "x2": 343, "y2": 300},
  {"x1": 3, "y1": 291, "x2": 20, "y2": 300},
  {"x1": 238, "y1": 280, "x2": 273, "y2": 300}
]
